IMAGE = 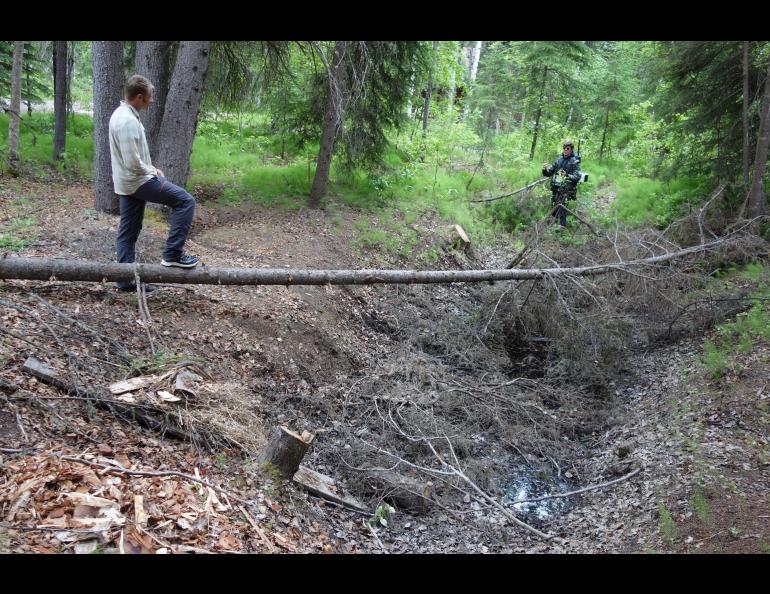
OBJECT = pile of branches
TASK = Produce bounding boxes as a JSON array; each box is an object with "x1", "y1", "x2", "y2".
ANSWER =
[{"x1": 290, "y1": 215, "x2": 768, "y2": 538}]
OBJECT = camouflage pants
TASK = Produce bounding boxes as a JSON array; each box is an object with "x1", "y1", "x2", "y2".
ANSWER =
[{"x1": 551, "y1": 190, "x2": 575, "y2": 227}]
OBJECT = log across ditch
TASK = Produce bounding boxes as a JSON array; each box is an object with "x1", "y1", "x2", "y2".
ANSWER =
[{"x1": 0, "y1": 240, "x2": 731, "y2": 287}]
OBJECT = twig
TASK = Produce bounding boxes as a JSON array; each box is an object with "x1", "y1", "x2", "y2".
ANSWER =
[
  {"x1": 561, "y1": 205, "x2": 599, "y2": 236},
  {"x1": 697, "y1": 184, "x2": 726, "y2": 245},
  {"x1": 25, "y1": 292, "x2": 132, "y2": 362},
  {"x1": 134, "y1": 268, "x2": 155, "y2": 356},
  {"x1": 238, "y1": 505, "x2": 276, "y2": 553},
  {"x1": 14, "y1": 409, "x2": 29, "y2": 443},
  {"x1": 0, "y1": 447, "x2": 34, "y2": 454},
  {"x1": 365, "y1": 521, "x2": 389, "y2": 554},
  {"x1": 7, "y1": 391, "x2": 169, "y2": 412},
  {"x1": 513, "y1": 466, "x2": 641, "y2": 504},
  {"x1": 482, "y1": 284, "x2": 513, "y2": 335},
  {"x1": 48, "y1": 453, "x2": 251, "y2": 505},
  {"x1": 360, "y1": 410, "x2": 554, "y2": 541}
]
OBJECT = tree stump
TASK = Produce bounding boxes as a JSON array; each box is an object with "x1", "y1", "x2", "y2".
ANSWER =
[
  {"x1": 256, "y1": 426, "x2": 315, "y2": 480},
  {"x1": 452, "y1": 224, "x2": 471, "y2": 252}
]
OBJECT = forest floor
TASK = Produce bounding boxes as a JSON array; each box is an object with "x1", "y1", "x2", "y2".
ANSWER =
[{"x1": 0, "y1": 176, "x2": 768, "y2": 554}]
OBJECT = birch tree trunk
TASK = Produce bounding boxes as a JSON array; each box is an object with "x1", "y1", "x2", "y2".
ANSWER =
[
  {"x1": 92, "y1": 41, "x2": 125, "y2": 214},
  {"x1": 135, "y1": 40, "x2": 172, "y2": 161},
  {"x1": 746, "y1": 56, "x2": 770, "y2": 219},
  {"x1": 461, "y1": 41, "x2": 483, "y2": 121},
  {"x1": 743, "y1": 41, "x2": 751, "y2": 194},
  {"x1": 52, "y1": 41, "x2": 67, "y2": 161},
  {"x1": 7, "y1": 40, "x2": 24, "y2": 175},
  {"x1": 308, "y1": 40, "x2": 348, "y2": 208},
  {"x1": 468, "y1": 41, "x2": 482, "y2": 82},
  {"x1": 155, "y1": 41, "x2": 212, "y2": 188}
]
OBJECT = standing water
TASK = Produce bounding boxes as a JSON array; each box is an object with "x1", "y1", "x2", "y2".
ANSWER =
[{"x1": 503, "y1": 467, "x2": 573, "y2": 521}]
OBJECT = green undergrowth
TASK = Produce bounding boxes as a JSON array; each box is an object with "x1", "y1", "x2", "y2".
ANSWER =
[
  {"x1": 0, "y1": 112, "x2": 93, "y2": 177},
  {"x1": 0, "y1": 210, "x2": 38, "y2": 252},
  {"x1": 125, "y1": 350, "x2": 203, "y2": 377},
  {"x1": 700, "y1": 262, "x2": 770, "y2": 380}
]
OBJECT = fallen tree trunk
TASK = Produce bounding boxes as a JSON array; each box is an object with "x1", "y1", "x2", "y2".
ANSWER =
[
  {"x1": 0, "y1": 238, "x2": 738, "y2": 286},
  {"x1": 364, "y1": 469, "x2": 434, "y2": 512},
  {"x1": 293, "y1": 465, "x2": 368, "y2": 513}
]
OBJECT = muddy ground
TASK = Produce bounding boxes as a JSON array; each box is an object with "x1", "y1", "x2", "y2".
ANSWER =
[{"x1": 0, "y1": 177, "x2": 768, "y2": 554}]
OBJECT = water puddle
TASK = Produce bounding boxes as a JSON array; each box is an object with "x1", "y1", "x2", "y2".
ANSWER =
[{"x1": 503, "y1": 467, "x2": 573, "y2": 521}]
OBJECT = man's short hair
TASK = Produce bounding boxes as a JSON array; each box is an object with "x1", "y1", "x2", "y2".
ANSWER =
[
  {"x1": 563, "y1": 140, "x2": 574, "y2": 149},
  {"x1": 125, "y1": 75, "x2": 153, "y2": 100}
]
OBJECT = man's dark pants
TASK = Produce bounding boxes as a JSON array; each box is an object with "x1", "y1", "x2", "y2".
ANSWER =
[
  {"x1": 116, "y1": 176, "x2": 195, "y2": 289},
  {"x1": 551, "y1": 190, "x2": 574, "y2": 227}
]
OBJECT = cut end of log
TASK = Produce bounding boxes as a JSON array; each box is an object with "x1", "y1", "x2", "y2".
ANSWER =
[{"x1": 451, "y1": 224, "x2": 471, "y2": 252}]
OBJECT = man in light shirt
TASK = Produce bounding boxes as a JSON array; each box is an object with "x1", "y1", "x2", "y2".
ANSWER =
[{"x1": 109, "y1": 74, "x2": 199, "y2": 292}]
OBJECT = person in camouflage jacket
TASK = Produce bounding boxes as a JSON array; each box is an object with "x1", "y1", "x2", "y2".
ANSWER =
[{"x1": 542, "y1": 140, "x2": 581, "y2": 228}]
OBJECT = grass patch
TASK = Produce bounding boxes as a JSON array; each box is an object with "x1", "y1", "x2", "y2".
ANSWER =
[
  {"x1": 699, "y1": 262, "x2": 770, "y2": 381},
  {"x1": 0, "y1": 112, "x2": 93, "y2": 177},
  {"x1": 690, "y1": 491, "x2": 712, "y2": 525},
  {"x1": 0, "y1": 216, "x2": 38, "y2": 252},
  {"x1": 658, "y1": 501, "x2": 677, "y2": 544},
  {"x1": 125, "y1": 350, "x2": 202, "y2": 376}
]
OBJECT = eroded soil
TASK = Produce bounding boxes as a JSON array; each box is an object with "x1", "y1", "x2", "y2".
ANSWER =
[{"x1": 1, "y1": 177, "x2": 767, "y2": 554}]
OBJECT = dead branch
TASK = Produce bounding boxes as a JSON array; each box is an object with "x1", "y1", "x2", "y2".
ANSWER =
[
  {"x1": 561, "y1": 205, "x2": 599, "y2": 236},
  {"x1": 134, "y1": 268, "x2": 155, "y2": 356},
  {"x1": 368, "y1": 401, "x2": 556, "y2": 541},
  {"x1": 20, "y1": 356, "x2": 229, "y2": 450},
  {"x1": 512, "y1": 466, "x2": 641, "y2": 505},
  {"x1": 470, "y1": 178, "x2": 548, "y2": 203},
  {"x1": 0, "y1": 446, "x2": 249, "y2": 505}
]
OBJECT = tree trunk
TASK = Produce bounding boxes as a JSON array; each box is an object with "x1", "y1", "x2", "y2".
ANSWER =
[
  {"x1": 448, "y1": 52, "x2": 456, "y2": 114},
  {"x1": 135, "y1": 41, "x2": 172, "y2": 161},
  {"x1": 0, "y1": 239, "x2": 735, "y2": 286},
  {"x1": 66, "y1": 41, "x2": 75, "y2": 121},
  {"x1": 529, "y1": 66, "x2": 548, "y2": 161},
  {"x1": 155, "y1": 41, "x2": 212, "y2": 188},
  {"x1": 599, "y1": 104, "x2": 610, "y2": 163},
  {"x1": 25, "y1": 62, "x2": 32, "y2": 116},
  {"x1": 743, "y1": 41, "x2": 751, "y2": 194},
  {"x1": 422, "y1": 41, "x2": 438, "y2": 133},
  {"x1": 92, "y1": 41, "x2": 125, "y2": 214},
  {"x1": 256, "y1": 426, "x2": 314, "y2": 480},
  {"x1": 308, "y1": 40, "x2": 348, "y2": 208},
  {"x1": 461, "y1": 41, "x2": 483, "y2": 122},
  {"x1": 7, "y1": 41, "x2": 24, "y2": 175},
  {"x1": 746, "y1": 56, "x2": 770, "y2": 219},
  {"x1": 468, "y1": 41, "x2": 482, "y2": 82},
  {"x1": 52, "y1": 40, "x2": 67, "y2": 161}
]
